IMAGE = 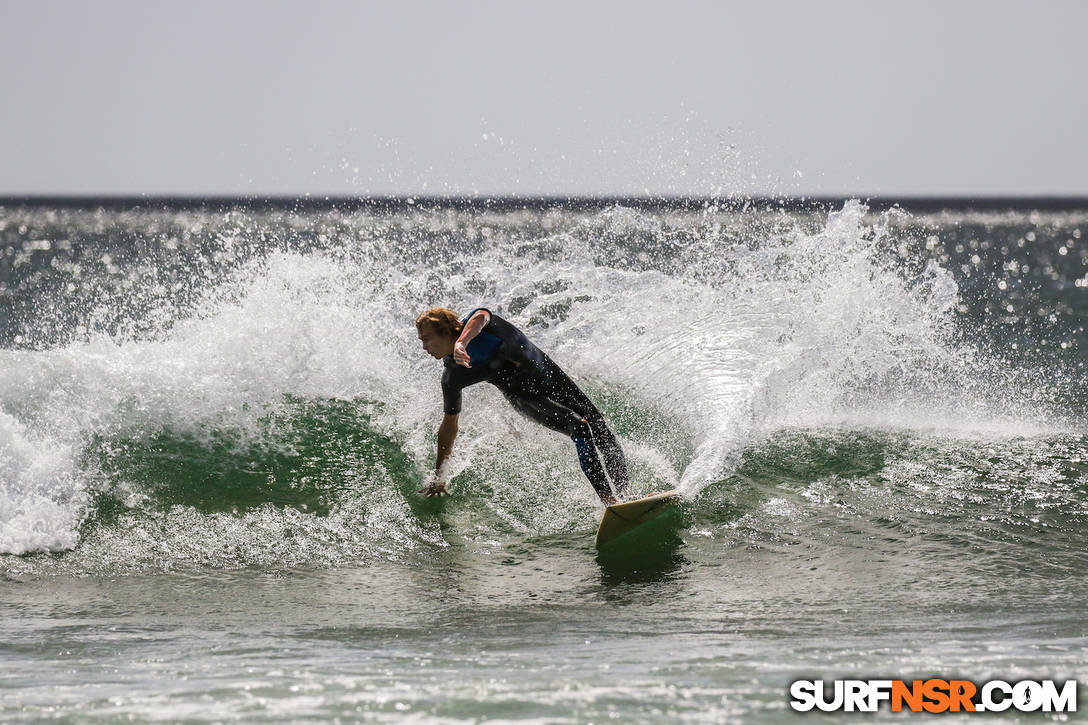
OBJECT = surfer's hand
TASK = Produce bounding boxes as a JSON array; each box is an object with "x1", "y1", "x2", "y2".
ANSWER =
[
  {"x1": 418, "y1": 478, "x2": 450, "y2": 497},
  {"x1": 453, "y1": 341, "x2": 471, "y2": 367}
]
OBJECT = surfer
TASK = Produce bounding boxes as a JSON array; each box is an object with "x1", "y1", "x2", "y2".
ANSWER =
[{"x1": 415, "y1": 306, "x2": 629, "y2": 504}]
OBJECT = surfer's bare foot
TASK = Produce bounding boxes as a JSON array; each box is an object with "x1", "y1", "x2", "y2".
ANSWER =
[{"x1": 600, "y1": 494, "x2": 618, "y2": 506}]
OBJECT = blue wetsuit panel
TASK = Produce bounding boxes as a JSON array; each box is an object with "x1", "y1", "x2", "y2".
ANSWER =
[{"x1": 461, "y1": 308, "x2": 502, "y2": 364}]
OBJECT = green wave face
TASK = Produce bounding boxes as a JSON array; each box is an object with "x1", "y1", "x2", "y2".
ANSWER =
[
  {"x1": 83, "y1": 397, "x2": 417, "y2": 519},
  {"x1": 4, "y1": 397, "x2": 452, "y2": 576},
  {"x1": 51, "y1": 398, "x2": 1088, "y2": 583},
  {"x1": 699, "y1": 428, "x2": 1088, "y2": 586}
]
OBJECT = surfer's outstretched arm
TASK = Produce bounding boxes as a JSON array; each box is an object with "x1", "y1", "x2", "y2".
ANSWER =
[
  {"x1": 435, "y1": 412, "x2": 458, "y2": 473},
  {"x1": 419, "y1": 412, "x2": 458, "y2": 497}
]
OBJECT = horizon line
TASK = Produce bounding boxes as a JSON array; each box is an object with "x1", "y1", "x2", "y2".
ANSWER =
[{"x1": 2, "y1": 194, "x2": 1087, "y2": 213}]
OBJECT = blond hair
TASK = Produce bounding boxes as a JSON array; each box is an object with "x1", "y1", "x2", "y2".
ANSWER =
[{"x1": 415, "y1": 307, "x2": 463, "y2": 338}]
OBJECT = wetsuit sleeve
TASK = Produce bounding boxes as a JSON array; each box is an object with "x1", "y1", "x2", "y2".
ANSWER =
[{"x1": 441, "y1": 367, "x2": 463, "y2": 415}]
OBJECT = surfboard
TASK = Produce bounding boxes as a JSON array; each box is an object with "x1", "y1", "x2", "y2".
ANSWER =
[{"x1": 595, "y1": 489, "x2": 680, "y2": 548}]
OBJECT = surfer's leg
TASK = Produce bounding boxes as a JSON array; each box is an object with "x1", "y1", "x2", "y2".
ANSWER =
[
  {"x1": 504, "y1": 394, "x2": 615, "y2": 501},
  {"x1": 540, "y1": 360, "x2": 630, "y2": 496},
  {"x1": 571, "y1": 432, "x2": 614, "y2": 502},
  {"x1": 579, "y1": 412, "x2": 628, "y2": 497}
]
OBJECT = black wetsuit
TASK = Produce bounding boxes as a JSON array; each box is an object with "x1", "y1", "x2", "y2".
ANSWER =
[{"x1": 441, "y1": 308, "x2": 629, "y2": 500}]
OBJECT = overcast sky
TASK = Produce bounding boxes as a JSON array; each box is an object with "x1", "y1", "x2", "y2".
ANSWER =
[{"x1": 3, "y1": 0, "x2": 1086, "y2": 197}]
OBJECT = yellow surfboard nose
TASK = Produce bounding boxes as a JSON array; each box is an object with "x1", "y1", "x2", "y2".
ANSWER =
[{"x1": 595, "y1": 489, "x2": 680, "y2": 547}]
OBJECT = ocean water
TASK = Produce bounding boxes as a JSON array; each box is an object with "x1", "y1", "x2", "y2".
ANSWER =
[{"x1": 0, "y1": 198, "x2": 1085, "y2": 722}]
